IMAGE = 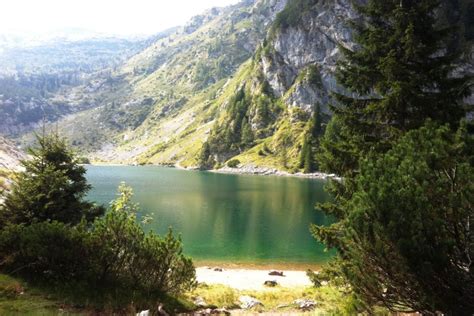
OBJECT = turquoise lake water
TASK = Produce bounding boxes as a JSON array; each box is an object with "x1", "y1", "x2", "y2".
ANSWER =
[{"x1": 86, "y1": 166, "x2": 333, "y2": 266}]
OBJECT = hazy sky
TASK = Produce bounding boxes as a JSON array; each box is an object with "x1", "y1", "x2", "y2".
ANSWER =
[{"x1": 0, "y1": 0, "x2": 241, "y2": 36}]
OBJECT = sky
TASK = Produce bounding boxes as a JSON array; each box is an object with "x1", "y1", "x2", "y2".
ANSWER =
[{"x1": 0, "y1": 0, "x2": 241, "y2": 37}]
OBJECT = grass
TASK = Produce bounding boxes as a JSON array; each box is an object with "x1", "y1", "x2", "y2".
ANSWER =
[
  {"x1": 0, "y1": 274, "x2": 81, "y2": 316},
  {"x1": 186, "y1": 283, "x2": 375, "y2": 314},
  {"x1": 0, "y1": 274, "x2": 194, "y2": 315},
  {"x1": 0, "y1": 273, "x2": 392, "y2": 315}
]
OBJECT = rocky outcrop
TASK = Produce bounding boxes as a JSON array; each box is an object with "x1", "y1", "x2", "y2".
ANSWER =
[
  {"x1": 239, "y1": 295, "x2": 263, "y2": 309},
  {"x1": 213, "y1": 165, "x2": 341, "y2": 180},
  {"x1": 260, "y1": 0, "x2": 473, "y2": 116},
  {"x1": 260, "y1": 0, "x2": 357, "y2": 114},
  {"x1": 0, "y1": 136, "x2": 24, "y2": 171}
]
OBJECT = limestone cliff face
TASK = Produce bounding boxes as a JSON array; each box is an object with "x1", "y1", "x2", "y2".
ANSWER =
[
  {"x1": 258, "y1": 0, "x2": 473, "y2": 114},
  {"x1": 260, "y1": 0, "x2": 356, "y2": 113}
]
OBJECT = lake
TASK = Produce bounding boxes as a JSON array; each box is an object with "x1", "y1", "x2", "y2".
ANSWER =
[{"x1": 86, "y1": 165, "x2": 333, "y2": 267}]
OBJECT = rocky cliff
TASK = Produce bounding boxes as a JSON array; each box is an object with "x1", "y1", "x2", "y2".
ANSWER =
[
  {"x1": 6, "y1": 0, "x2": 473, "y2": 171},
  {"x1": 262, "y1": 0, "x2": 355, "y2": 112}
]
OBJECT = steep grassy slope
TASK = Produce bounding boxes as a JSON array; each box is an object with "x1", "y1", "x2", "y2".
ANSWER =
[
  {"x1": 198, "y1": 0, "x2": 353, "y2": 172},
  {"x1": 16, "y1": 0, "x2": 473, "y2": 171},
  {"x1": 42, "y1": 0, "x2": 289, "y2": 163},
  {"x1": 51, "y1": 0, "x2": 334, "y2": 169}
]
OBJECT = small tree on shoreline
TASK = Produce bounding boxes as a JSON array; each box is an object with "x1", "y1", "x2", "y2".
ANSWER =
[{"x1": 1, "y1": 133, "x2": 104, "y2": 226}]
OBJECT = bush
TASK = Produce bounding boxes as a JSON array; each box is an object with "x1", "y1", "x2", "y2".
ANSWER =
[
  {"x1": 89, "y1": 183, "x2": 196, "y2": 295},
  {"x1": 0, "y1": 184, "x2": 196, "y2": 302},
  {"x1": 76, "y1": 156, "x2": 91, "y2": 164},
  {"x1": 226, "y1": 159, "x2": 240, "y2": 168},
  {"x1": 314, "y1": 123, "x2": 474, "y2": 313}
]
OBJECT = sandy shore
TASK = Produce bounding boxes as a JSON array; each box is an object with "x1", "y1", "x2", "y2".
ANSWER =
[{"x1": 196, "y1": 267, "x2": 313, "y2": 290}]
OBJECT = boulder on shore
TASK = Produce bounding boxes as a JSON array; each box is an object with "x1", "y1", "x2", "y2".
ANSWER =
[
  {"x1": 268, "y1": 270, "x2": 284, "y2": 276},
  {"x1": 264, "y1": 280, "x2": 278, "y2": 287},
  {"x1": 194, "y1": 296, "x2": 207, "y2": 307},
  {"x1": 294, "y1": 298, "x2": 317, "y2": 310},
  {"x1": 239, "y1": 295, "x2": 263, "y2": 309}
]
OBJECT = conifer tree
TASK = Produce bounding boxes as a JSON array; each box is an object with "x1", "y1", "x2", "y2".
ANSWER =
[
  {"x1": 198, "y1": 141, "x2": 215, "y2": 170},
  {"x1": 299, "y1": 104, "x2": 323, "y2": 173},
  {"x1": 314, "y1": 123, "x2": 474, "y2": 313},
  {"x1": 241, "y1": 117, "x2": 254, "y2": 148},
  {"x1": 2, "y1": 133, "x2": 104, "y2": 226},
  {"x1": 326, "y1": 0, "x2": 471, "y2": 175},
  {"x1": 313, "y1": 0, "x2": 473, "y2": 313},
  {"x1": 310, "y1": 103, "x2": 323, "y2": 139},
  {"x1": 302, "y1": 141, "x2": 315, "y2": 174}
]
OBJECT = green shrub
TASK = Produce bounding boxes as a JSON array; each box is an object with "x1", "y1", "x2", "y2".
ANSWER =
[
  {"x1": 0, "y1": 184, "x2": 196, "y2": 300},
  {"x1": 272, "y1": 0, "x2": 315, "y2": 31},
  {"x1": 0, "y1": 221, "x2": 91, "y2": 282},
  {"x1": 76, "y1": 156, "x2": 91, "y2": 164},
  {"x1": 89, "y1": 183, "x2": 196, "y2": 295},
  {"x1": 226, "y1": 159, "x2": 240, "y2": 168}
]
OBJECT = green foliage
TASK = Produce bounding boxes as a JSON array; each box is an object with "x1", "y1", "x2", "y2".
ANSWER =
[
  {"x1": 254, "y1": 96, "x2": 269, "y2": 126},
  {"x1": 314, "y1": 1, "x2": 473, "y2": 313},
  {"x1": 207, "y1": 89, "x2": 252, "y2": 158},
  {"x1": 205, "y1": 75, "x2": 283, "y2": 166},
  {"x1": 0, "y1": 184, "x2": 196, "y2": 307},
  {"x1": 314, "y1": 123, "x2": 474, "y2": 313},
  {"x1": 89, "y1": 183, "x2": 196, "y2": 295},
  {"x1": 306, "y1": 65, "x2": 323, "y2": 88},
  {"x1": 1, "y1": 133, "x2": 104, "y2": 227},
  {"x1": 76, "y1": 156, "x2": 91, "y2": 164},
  {"x1": 198, "y1": 141, "x2": 215, "y2": 170},
  {"x1": 226, "y1": 159, "x2": 240, "y2": 168},
  {"x1": 326, "y1": 0, "x2": 471, "y2": 172},
  {"x1": 300, "y1": 135, "x2": 315, "y2": 173},
  {"x1": 272, "y1": 0, "x2": 316, "y2": 31},
  {"x1": 299, "y1": 105, "x2": 324, "y2": 173},
  {"x1": 0, "y1": 221, "x2": 92, "y2": 282},
  {"x1": 240, "y1": 118, "x2": 254, "y2": 147},
  {"x1": 0, "y1": 134, "x2": 195, "y2": 308}
]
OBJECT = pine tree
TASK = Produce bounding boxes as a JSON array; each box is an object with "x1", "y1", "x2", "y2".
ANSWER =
[
  {"x1": 313, "y1": 0, "x2": 473, "y2": 313},
  {"x1": 299, "y1": 135, "x2": 309, "y2": 169},
  {"x1": 310, "y1": 103, "x2": 323, "y2": 139},
  {"x1": 198, "y1": 141, "x2": 214, "y2": 170},
  {"x1": 241, "y1": 117, "x2": 254, "y2": 148},
  {"x1": 302, "y1": 141, "x2": 315, "y2": 174},
  {"x1": 326, "y1": 0, "x2": 471, "y2": 175},
  {"x1": 299, "y1": 105, "x2": 323, "y2": 172},
  {"x1": 314, "y1": 123, "x2": 474, "y2": 313},
  {"x1": 2, "y1": 133, "x2": 104, "y2": 226}
]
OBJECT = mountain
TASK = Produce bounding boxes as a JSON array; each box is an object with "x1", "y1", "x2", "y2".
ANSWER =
[
  {"x1": 40, "y1": 0, "x2": 290, "y2": 161},
  {"x1": 61, "y1": 0, "x2": 356, "y2": 170},
  {"x1": 0, "y1": 33, "x2": 156, "y2": 136},
  {"x1": 3, "y1": 0, "x2": 473, "y2": 171}
]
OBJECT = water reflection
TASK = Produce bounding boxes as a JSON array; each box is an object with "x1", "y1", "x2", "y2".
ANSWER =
[{"x1": 86, "y1": 166, "x2": 333, "y2": 264}]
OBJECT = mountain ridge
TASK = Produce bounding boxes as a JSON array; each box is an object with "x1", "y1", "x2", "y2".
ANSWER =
[{"x1": 1, "y1": 0, "x2": 472, "y2": 173}]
